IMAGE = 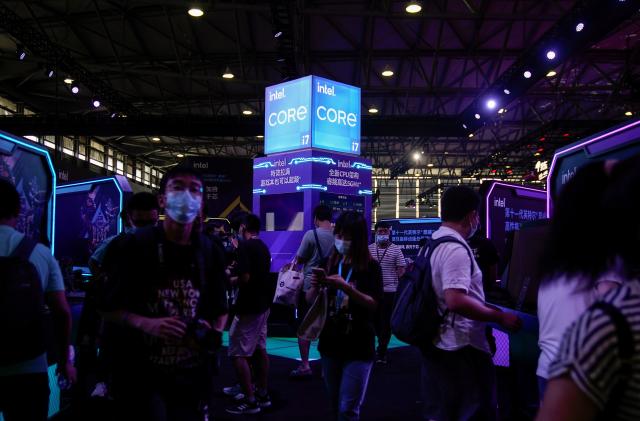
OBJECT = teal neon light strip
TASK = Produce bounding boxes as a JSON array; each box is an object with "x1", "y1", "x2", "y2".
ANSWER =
[
  {"x1": 351, "y1": 162, "x2": 373, "y2": 171},
  {"x1": 296, "y1": 184, "x2": 328, "y2": 191},
  {"x1": 0, "y1": 132, "x2": 56, "y2": 254},
  {"x1": 57, "y1": 177, "x2": 125, "y2": 234},
  {"x1": 288, "y1": 157, "x2": 336, "y2": 166},
  {"x1": 252, "y1": 188, "x2": 267, "y2": 194},
  {"x1": 358, "y1": 189, "x2": 373, "y2": 195},
  {"x1": 253, "y1": 161, "x2": 274, "y2": 169}
]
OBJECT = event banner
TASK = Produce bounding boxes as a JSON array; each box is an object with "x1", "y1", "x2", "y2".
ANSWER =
[
  {"x1": 264, "y1": 76, "x2": 361, "y2": 156},
  {"x1": 184, "y1": 157, "x2": 253, "y2": 218},
  {"x1": 252, "y1": 149, "x2": 372, "y2": 197}
]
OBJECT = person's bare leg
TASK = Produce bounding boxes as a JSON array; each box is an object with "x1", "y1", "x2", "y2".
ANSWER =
[
  {"x1": 232, "y1": 356, "x2": 255, "y2": 400},
  {"x1": 251, "y1": 348, "x2": 270, "y2": 393},
  {"x1": 298, "y1": 338, "x2": 311, "y2": 370}
]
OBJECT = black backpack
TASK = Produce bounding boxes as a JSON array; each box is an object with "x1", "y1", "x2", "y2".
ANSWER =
[
  {"x1": 391, "y1": 236, "x2": 474, "y2": 348},
  {"x1": 0, "y1": 237, "x2": 46, "y2": 366}
]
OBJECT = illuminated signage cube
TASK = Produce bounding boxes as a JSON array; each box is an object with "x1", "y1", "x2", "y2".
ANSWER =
[{"x1": 264, "y1": 76, "x2": 361, "y2": 155}]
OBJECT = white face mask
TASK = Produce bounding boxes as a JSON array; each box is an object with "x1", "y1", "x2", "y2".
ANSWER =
[
  {"x1": 376, "y1": 234, "x2": 390, "y2": 244},
  {"x1": 334, "y1": 238, "x2": 351, "y2": 255},
  {"x1": 165, "y1": 191, "x2": 201, "y2": 224},
  {"x1": 467, "y1": 215, "x2": 480, "y2": 239}
]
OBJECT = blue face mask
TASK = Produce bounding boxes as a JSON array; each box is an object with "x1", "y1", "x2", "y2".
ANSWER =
[
  {"x1": 334, "y1": 238, "x2": 351, "y2": 255},
  {"x1": 165, "y1": 191, "x2": 201, "y2": 224}
]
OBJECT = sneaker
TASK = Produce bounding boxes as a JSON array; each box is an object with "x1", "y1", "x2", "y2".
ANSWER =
[
  {"x1": 256, "y1": 392, "x2": 272, "y2": 408},
  {"x1": 226, "y1": 398, "x2": 261, "y2": 415},
  {"x1": 289, "y1": 366, "x2": 313, "y2": 379},
  {"x1": 223, "y1": 384, "x2": 243, "y2": 397}
]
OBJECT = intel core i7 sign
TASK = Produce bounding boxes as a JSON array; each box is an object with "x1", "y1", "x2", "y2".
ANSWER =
[{"x1": 264, "y1": 75, "x2": 361, "y2": 155}]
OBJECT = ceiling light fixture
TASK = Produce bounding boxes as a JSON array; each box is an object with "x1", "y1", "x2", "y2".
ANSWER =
[
  {"x1": 274, "y1": 31, "x2": 283, "y2": 38},
  {"x1": 45, "y1": 67, "x2": 55, "y2": 78},
  {"x1": 16, "y1": 45, "x2": 26, "y2": 61},
  {"x1": 546, "y1": 70, "x2": 557, "y2": 77},
  {"x1": 576, "y1": 22, "x2": 585, "y2": 32},
  {"x1": 64, "y1": 77, "x2": 73, "y2": 84},
  {"x1": 462, "y1": 123, "x2": 468, "y2": 129},
  {"x1": 71, "y1": 85, "x2": 79, "y2": 94},
  {"x1": 242, "y1": 110, "x2": 253, "y2": 115},
  {"x1": 188, "y1": 8, "x2": 204, "y2": 17},
  {"x1": 523, "y1": 70, "x2": 532, "y2": 79},
  {"x1": 368, "y1": 107, "x2": 379, "y2": 114},
  {"x1": 474, "y1": 113, "x2": 481, "y2": 120},
  {"x1": 486, "y1": 99, "x2": 497, "y2": 110},
  {"x1": 405, "y1": 2, "x2": 422, "y2": 13},
  {"x1": 546, "y1": 50, "x2": 556, "y2": 60},
  {"x1": 152, "y1": 137, "x2": 161, "y2": 142},
  {"x1": 427, "y1": 163, "x2": 434, "y2": 167},
  {"x1": 256, "y1": 135, "x2": 264, "y2": 139},
  {"x1": 381, "y1": 66, "x2": 394, "y2": 77},
  {"x1": 468, "y1": 133, "x2": 474, "y2": 138},
  {"x1": 177, "y1": 153, "x2": 185, "y2": 158},
  {"x1": 413, "y1": 152, "x2": 421, "y2": 161},
  {"x1": 625, "y1": 111, "x2": 633, "y2": 116},
  {"x1": 503, "y1": 89, "x2": 511, "y2": 95},
  {"x1": 222, "y1": 67, "x2": 234, "y2": 79},
  {"x1": 92, "y1": 100, "x2": 101, "y2": 108},
  {"x1": 498, "y1": 108, "x2": 505, "y2": 114}
]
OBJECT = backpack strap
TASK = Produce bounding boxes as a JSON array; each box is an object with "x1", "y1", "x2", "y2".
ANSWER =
[
  {"x1": 313, "y1": 228, "x2": 325, "y2": 258},
  {"x1": 423, "y1": 236, "x2": 475, "y2": 276},
  {"x1": 11, "y1": 236, "x2": 38, "y2": 261}
]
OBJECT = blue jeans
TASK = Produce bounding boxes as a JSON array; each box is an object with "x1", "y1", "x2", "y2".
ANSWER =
[{"x1": 321, "y1": 357, "x2": 374, "y2": 421}]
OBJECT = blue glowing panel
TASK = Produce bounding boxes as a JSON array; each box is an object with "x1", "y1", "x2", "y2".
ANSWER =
[
  {"x1": 264, "y1": 76, "x2": 312, "y2": 154},
  {"x1": 311, "y1": 76, "x2": 361, "y2": 155}
]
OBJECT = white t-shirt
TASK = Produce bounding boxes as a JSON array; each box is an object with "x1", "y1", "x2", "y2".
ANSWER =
[
  {"x1": 368, "y1": 242, "x2": 406, "y2": 292},
  {"x1": 429, "y1": 226, "x2": 490, "y2": 353},
  {"x1": 536, "y1": 271, "x2": 624, "y2": 379}
]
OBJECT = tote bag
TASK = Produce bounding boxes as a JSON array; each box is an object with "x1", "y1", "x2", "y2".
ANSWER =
[
  {"x1": 297, "y1": 288, "x2": 328, "y2": 341},
  {"x1": 273, "y1": 262, "x2": 304, "y2": 307}
]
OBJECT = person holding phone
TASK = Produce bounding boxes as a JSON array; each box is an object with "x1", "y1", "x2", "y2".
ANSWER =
[{"x1": 307, "y1": 211, "x2": 383, "y2": 421}]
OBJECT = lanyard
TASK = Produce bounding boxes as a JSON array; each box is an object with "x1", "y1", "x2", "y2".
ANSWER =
[
  {"x1": 376, "y1": 245, "x2": 390, "y2": 262},
  {"x1": 336, "y1": 259, "x2": 353, "y2": 310}
]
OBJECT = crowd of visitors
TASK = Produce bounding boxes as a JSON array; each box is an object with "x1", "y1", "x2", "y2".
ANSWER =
[{"x1": 1, "y1": 155, "x2": 640, "y2": 421}]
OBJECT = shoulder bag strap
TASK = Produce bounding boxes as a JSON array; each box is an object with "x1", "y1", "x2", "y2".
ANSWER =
[
  {"x1": 11, "y1": 236, "x2": 38, "y2": 261},
  {"x1": 313, "y1": 227, "x2": 325, "y2": 258}
]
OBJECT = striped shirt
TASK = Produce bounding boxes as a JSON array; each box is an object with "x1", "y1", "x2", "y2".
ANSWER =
[
  {"x1": 368, "y1": 242, "x2": 406, "y2": 292},
  {"x1": 548, "y1": 280, "x2": 640, "y2": 420}
]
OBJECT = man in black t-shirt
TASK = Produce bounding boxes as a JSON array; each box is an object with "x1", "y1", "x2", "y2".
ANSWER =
[
  {"x1": 98, "y1": 167, "x2": 228, "y2": 421},
  {"x1": 225, "y1": 213, "x2": 273, "y2": 415}
]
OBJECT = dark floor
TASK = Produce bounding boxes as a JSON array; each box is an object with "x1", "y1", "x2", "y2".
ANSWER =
[{"x1": 58, "y1": 346, "x2": 424, "y2": 421}]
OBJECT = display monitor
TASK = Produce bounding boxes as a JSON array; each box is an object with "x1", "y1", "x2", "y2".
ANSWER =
[
  {"x1": 54, "y1": 177, "x2": 131, "y2": 270},
  {"x1": 318, "y1": 192, "x2": 365, "y2": 222},
  {"x1": 264, "y1": 75, "x2": 361, "y2": 155},
  {"x1": 378, "y1": 218, "x2": 442, "y2": 259}
]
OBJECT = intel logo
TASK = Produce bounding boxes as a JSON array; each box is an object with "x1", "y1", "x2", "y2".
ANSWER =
[
  {"x1": 317, "y1": 82, "x2": 336, "y2": 96},
  {"x1": 269, "y1": 88, "x2": 286, "y2": 102}
]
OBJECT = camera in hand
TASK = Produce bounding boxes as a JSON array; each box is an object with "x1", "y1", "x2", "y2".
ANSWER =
[{"x1": 184, "y1": 318, "x2": 222, "y2": 353}]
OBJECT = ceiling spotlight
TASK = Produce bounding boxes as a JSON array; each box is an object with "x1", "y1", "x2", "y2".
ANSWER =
[
  {"x1": 427, "y1": 163, "x2": 434, "y2": 167},
  {"x1": 276, "y1": 57, "x2": 286, "y2": 62},
  {"x1": 498, "y1": 108, "x2": 506, "y2": 114},
  {"x1": 503, "y1": 89, "x2": 511, "y2": 95},
  {"x1": 274, "y1": 31, "x2": 283, "y2": 38},
  {"x1": 468, "y1": 133, "x2": 474, "y2": 138},
  {"x1": 222, "y1": 67, "x2": 234, "y2": 79},
  {"x1": 546, "y1": 50, "x2": 556, "y2": 60},
  {"x1": 110, "y1": 112, "x2": 117, "y2": 118},
  {"x1": 405, "y1": 2, "x2": 422, "y2": 13},
  {"x1": 413, "y1": 152, "x2": 421, "y2": 161},
  {"x1": 381, "y1": 66, "x2": 394, "y2": 77},
  {"x1": 625, "y1": 111, "x2": 633, "y2": 116},
  {"x1": 64, "y1": 77, "x2": 73, "y2": 84},
  {"x1": 45, "y1": 67, "x2": 55, "y2": 78},
  {"x1": 546, "y1": 70, "x2": 557, "y2": 77},
  {"x1": 92, "y1": 100, "x2": 101, "y2": 108},
  {"x1": 368, "y1": 107, "x2": 379, "y2": 114},
  {"x1": 474, "y1": 113, "x2": 481, "y2": 120},
  {"x1": 256, "y1": 135, "x2": 264, "y2": 139},
  {"x1": 71, "y1": 85, "x2": 79, "y2": 94},
  {"x1": 242, "y1": 110, "x2": 253, "y2": 115},
  {"x1": 576, "y1": 22, "x2": 585, "y2": 32},
  {"x1": 462, "y1": 123, "x2": 468, "y2": 129},
  {"x1": 152, "y1": 137, "x2": 161, "y2": 142},
  {"x1": 188, "y1": 8, "x2": 204, "y2": 17},
  {"x1": 16, "y1": 45, "x2": 26, "y2": 61},
  {"x1": 177, "y1": 153, "x2": 185, "y2": 158},
  {"x1": 523, "y1": 70, "x2": 532, "y2": 79},
  {"x1": 486, "y1": 99, "x2": 497, "y2": 110}
]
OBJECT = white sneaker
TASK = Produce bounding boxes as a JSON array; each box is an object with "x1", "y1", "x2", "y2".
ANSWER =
[{"x1": 223, "y1": 384, "x2": 243, "y2": 397}]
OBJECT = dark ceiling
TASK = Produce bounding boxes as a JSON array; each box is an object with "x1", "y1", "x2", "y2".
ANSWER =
[{"x1": 0, "y1": 0, "x2": 639, "y2": 179}]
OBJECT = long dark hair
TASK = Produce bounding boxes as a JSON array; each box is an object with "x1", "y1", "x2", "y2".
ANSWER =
[
  {"x1": 539, "y1": 161, "x2": 611, "y2": 286},
  {"x1": 328, "y1": 211, "x2": 371, "y2": 272},
  {"x1": 604, "y1": 155, "x2": 640, "y2": 279}
]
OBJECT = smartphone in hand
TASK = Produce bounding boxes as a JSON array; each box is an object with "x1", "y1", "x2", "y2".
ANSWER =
[{"x1": 312, "y1": 267, "x2": 326, "y2": 280}]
